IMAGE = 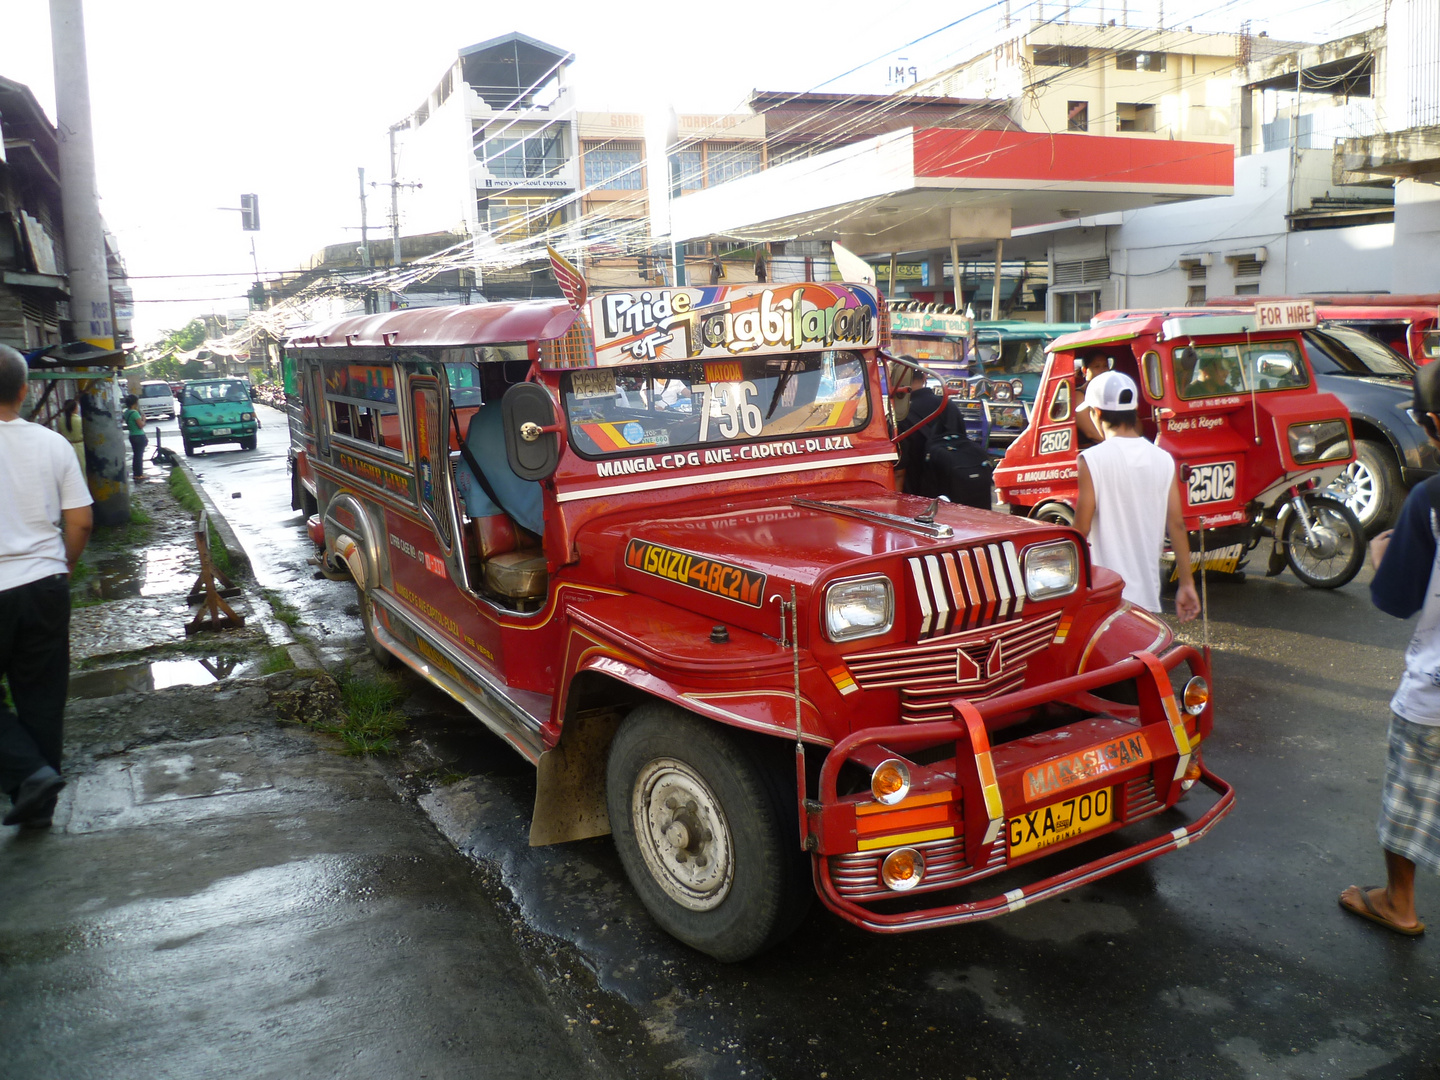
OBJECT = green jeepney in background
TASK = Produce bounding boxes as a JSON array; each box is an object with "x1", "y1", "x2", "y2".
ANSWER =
[
  {"x1": 887, "y1": 306, "x2": 1084, "y2": 452},
  {"x1": 179, "y1": 377, "x2": 258, "y2": 456}
]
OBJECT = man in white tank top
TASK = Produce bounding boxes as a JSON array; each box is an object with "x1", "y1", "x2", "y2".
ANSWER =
[{"x1": 1074, "y1": 371, "x2": 1200, "y2": 620}]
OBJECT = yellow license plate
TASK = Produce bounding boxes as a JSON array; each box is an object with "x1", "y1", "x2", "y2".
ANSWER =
[{"x1": 1007, "y1": 787, "x2": 1114, "y2": 858}]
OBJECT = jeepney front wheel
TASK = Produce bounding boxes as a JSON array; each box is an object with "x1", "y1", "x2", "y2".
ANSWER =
[
  {"x1": 606, "y1": 704, "x2": 810, "y2": 962},
  {"x1": 1284, "y1": 493, "x2": 1365, "y2": 589},
  {"x1": 1033, "y1": 501, "x2": 1075, "y2": 526}
]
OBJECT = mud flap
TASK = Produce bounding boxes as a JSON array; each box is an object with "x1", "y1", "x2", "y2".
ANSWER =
[{"x1": 530, "y1": 708, "x2": 623, "y2": 846}]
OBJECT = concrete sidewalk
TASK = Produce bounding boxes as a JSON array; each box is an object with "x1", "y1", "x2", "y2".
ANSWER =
[{"x1": 0, "y1": 675, "x2": 617, "y2": 1080}]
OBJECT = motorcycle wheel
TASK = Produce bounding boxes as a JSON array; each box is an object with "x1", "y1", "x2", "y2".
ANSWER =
[{"x1": 1284, "y1": 494, "x2": 1364, "y2": 589}]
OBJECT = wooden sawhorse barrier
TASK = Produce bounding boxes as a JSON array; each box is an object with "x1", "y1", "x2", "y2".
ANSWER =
[{"x1": 186, "y1": 509, "x2": 245, "y2": 634}]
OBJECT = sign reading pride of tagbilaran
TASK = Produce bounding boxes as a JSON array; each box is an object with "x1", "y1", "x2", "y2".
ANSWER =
[{"x1": 589, "y1": 283, "x2": 880, "y2": 367}]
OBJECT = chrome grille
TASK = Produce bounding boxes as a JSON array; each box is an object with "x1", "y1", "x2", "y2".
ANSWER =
[
  {"x1": 829, "y1": 835, "x2": 968, "y2": 900},
  {"x1": 907, "y1": 544, "x2": 1026, "y2": 639},
  {"x1": 846, "y1": 611, "x2": 1062, "y2": 723},
  {"x1": 1124, "y1": 773, "x2": 1162, "y2": 819}
]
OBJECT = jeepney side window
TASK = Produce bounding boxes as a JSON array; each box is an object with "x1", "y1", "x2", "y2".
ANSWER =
[
  {"x1": 1141, "y1": 350, "x2": 1164, "y2": 399},
  {"x1": 1425, "y1": 330, "x2": 1440, "y2": 361},
  {"x1": 322, "y1": 357, "x2": 406, "y2": 457},
  {"x1": 1047, "y1": 379, "x2": 1072, "y2": 421}
]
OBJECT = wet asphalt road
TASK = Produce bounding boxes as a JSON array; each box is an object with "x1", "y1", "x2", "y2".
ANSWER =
[{"x1": 178, "y1": 404, "x2": 1437, "y2": 1079}]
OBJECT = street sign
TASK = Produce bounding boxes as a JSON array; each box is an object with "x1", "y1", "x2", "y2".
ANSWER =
[{"x1": 240, "y1": 193, "x2": 260, "y2": 231}]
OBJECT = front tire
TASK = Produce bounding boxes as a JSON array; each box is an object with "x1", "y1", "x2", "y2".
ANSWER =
[
  {"x1": 1332, "y1": 439, "x2": 1402, "y2": 537},
  {"x1": 606, "y1": 704, "x2": 811, "y2": 962},
  {"x1": 240, "y1": 435, "x2": 258, "y2": 451},
  {"x1": 182, "y1": 438, "x2": 195, "y2": 457},
  {"x1": 1284, "y1": 494, "x2": 1365, "y2": 589}
]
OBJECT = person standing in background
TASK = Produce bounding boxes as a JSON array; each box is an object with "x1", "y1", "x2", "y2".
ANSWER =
[
  {"x1": 122, "y1": 393, "x2": 146, "y2": 480},
  {"x1": 1074, "y1": 370, "x2": 1200, "y2": 622},
  {"x1": 58, "y1": 397, "x2": 85, "y2": 473},
  {"x1": 0, "y1": 345, "x2": 93, "y2": 829}
]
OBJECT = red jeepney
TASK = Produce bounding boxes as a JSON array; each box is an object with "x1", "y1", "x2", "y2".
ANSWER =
[
  {"x1": 995, "y1": 305, "x2": 1365, "y2": 588},
  {"x1": 1210, "y1": 294, "x2": 1440, "y2": 366},
  {"x1": 284, "y1": 282, "x2": 1232, "y2": 960}
]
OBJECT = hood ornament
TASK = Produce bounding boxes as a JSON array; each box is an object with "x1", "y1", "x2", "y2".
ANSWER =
[
  {"x1": 915, "y1": 498, "x2": 940, "y2": 526},
  {"x1": 792, "y1": 498, "x2": 953, "y2": 539}
]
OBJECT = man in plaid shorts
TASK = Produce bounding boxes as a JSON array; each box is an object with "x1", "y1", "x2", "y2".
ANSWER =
[{"x1": 1340, "y1": 361, "x2": 1440, "y2": 936}]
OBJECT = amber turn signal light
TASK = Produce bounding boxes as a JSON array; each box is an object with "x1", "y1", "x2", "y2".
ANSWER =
[
  {"x1": 871, "y1": 759, "x2": 911, "y2": 805},
  {"x1": 881, "y1": 847, "x2": 925, "y2": 891},
  {"x1": 1182, "y1": 676, "x2": 1210, "y2": 716}
]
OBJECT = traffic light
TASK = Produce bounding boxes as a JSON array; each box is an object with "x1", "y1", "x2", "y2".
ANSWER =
[{"x1": 240, "y1": 193, "x2": 260, "y2": 231}]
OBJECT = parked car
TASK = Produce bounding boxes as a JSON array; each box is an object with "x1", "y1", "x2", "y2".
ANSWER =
[
  {"x1": 178, "y1": 377, "x2": 258, "y2": 455},
  {"x1": 137, "y1": 379, "x2": 176, "y2": 420},
  {"x1": 1300, "y1": 325, "x2": 1439, "y2": 534}
]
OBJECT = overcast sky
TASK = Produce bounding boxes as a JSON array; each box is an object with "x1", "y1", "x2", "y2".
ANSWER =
[{"x1": 8, "y1": 0, "x2": 1380, "y2": 345}]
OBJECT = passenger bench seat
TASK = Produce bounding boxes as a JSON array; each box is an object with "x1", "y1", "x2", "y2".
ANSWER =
[{"x1": 485, "y1": 550, "x2": 547, "y2": 600}]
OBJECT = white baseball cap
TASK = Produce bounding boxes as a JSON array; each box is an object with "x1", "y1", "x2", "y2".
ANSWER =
[{"x1": 1078, "y1": 370, "x2": 1139, "y2": 412}]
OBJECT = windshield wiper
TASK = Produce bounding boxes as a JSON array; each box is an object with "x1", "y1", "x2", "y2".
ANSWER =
[{"x1": 792, "y1": 498, "x2": 954, "y2": 539}]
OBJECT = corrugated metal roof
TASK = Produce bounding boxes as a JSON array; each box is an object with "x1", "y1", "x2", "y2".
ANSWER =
[{"x1": 288, "y1": 301, "x2": 580, "y2": 350}]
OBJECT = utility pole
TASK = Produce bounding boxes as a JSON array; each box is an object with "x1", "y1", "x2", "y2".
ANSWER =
[
  {"x1": 389, "y1": 126, "x2": 402, "y2": 267},
  {"x1": 357, "y1": 167, "x2": 371, "y2": 267},
  {"x1": 50, "y1": 0, "x2": 128, "y2": 524}
]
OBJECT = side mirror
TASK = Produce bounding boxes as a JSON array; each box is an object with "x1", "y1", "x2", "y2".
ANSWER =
[
  {"x1": 1256, "y1": 353, "x2": 1295, "y2": 379},
  {"x1": 501, "y1": 382, "x2": 562, "y2": 481}
]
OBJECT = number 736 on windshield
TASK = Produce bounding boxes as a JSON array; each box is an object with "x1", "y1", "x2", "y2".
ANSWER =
[{"x1": 696, "y1": 382, "x2": 763, "y2": 441}]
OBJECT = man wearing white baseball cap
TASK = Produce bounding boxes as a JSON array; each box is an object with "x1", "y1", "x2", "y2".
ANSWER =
[{"x1": 1074, "y1": 369, "x2": 1200, "y2": 621}]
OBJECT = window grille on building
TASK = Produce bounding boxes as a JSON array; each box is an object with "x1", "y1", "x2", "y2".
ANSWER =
[
  {"x1": 1116, "y1": 51, "x2": 1166, "y2": 71},
  {"x1": 583, "y1": 142, "x2": 643, "y2": 190},
  {"x1": 675, "y1": 149, "x2": 705, "y2": 190},
  {"x1": 1187, "y1": 285, "x2": 1207, "y2": 306},
  {"x1": 1186, "y1": 263, "x2": 1208, "y2": 282},
  {"x1": 1068, "y1": 101, "x2": 1089, "y2": 131},
  {"x1": 706, "y1": 144, "x2": 763, "y2": 186},
  {"x1": 1052, "y1": 257, "x2": 1110, "y2": 286},
  {"x1": 1116, "y1": 103, "x2": 1157, "y2": 132},
  {"x1": 1234, "y1": 282, "x2": 1261, "y2": 296},
  {"x1": 1034, "y1": 45, "x2": 1089, "y2": 67},
  {"x1": 1232, "y1": 257, "x2": 1264, "y2": 278}
]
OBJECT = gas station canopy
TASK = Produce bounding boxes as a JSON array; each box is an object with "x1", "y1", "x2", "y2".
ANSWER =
[{"x1": 668, "y1": 127, "x2": 1234, "y2": 258}]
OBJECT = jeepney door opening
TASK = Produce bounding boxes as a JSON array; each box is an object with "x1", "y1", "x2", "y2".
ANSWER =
[{"x1": 442, "y1": 358, "x2": 550, "y2": 613}]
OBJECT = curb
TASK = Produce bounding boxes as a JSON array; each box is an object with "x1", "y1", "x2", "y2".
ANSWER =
[
  {"x1": 171, "y1": 458, "x2": 326, "y2": 674},
  {"x1": 174, "y1": 458, "x2": 252, "y2": 577}
]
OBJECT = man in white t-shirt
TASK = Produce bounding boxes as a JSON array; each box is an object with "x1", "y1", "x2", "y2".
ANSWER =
[
  {"x1": 0, "y1": 345, "x2": 93, "y2": 829},
  {"x1": 1074, "y1": 370, "x2": 1199, "y2": 621}
]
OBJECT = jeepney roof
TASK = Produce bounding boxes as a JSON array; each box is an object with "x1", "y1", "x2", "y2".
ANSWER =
[
  {"x1": 287, "y1": 299, "x2": 581, "y2": 351},
  {"x1": 1045, "y1": 318, "x2": 1158, "y2": 352},
  {"x1": 975, "y1": 320, "x2": 1087, "y2": 341}
]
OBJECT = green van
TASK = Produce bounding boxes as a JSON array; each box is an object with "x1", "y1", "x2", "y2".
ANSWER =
[{"x1": 179, "y1": 378, "x2": 258, "y2": 455}]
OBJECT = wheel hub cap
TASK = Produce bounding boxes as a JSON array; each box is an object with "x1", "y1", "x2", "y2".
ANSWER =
[{"x1": 633, "y1": 759, "x2": 734, "y2": 911}]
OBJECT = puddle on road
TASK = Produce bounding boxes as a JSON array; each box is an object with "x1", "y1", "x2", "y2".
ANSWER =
[
  {"x1": 83, "y1": 544, "x2": 195, "y2": 602},
  {"x1": 69, "y1": 657, "x2": 256, "y2": 699}
]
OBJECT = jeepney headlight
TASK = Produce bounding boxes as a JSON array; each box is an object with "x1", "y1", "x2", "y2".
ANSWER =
[
  {"x1": 241, "y1": 411, "x2": 254, "y2": 421},
  {"x1": 1023, "y1": 541, "x2": 1079, "y2": 601},
  {"x1": 881, "y1": 847, "x2": 925, "y2": 891},
  {"x1": 1010, "y1": 377, "x2": 1024, "y2": 397},
  {"x1": 184, "y1": 417, "x2": 198, "y2": 427},
  {"x1": 1183, "y1": 676, "x2": 1210, "y2": 715},
  {"x1": 871, "y1": 759, "x2": 911, "y2": 805},
  {"x1": 992, "y1": 381, "x2": 1013, "y2": 402},
  {"x1": 1287, "y1": 420, "x2": 1350, "y2": 464},
  {"x1": 824, "y1": 575, "x2": 894, "y2": 642}
]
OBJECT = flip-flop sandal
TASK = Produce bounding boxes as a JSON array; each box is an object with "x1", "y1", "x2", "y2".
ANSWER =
[{"x1": 1340, "y1": 885, "x2": 1426, "y2": 936}]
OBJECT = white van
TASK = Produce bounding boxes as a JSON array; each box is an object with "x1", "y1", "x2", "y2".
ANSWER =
[{"x1": 137, "y1": 380, "x2": 176, "y2": 420}]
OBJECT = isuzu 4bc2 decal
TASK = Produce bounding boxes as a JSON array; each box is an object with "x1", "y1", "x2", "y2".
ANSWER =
[{"x1": 625, "y1": 539, "x2": 767, "y2": 607}]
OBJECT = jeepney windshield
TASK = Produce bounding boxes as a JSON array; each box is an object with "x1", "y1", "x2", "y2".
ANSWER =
[
  {"x1": 1171, "y1": 340, "x2": 1307, "y2": 400},
  {"x1": 562, "y1": 351, "x2": 870, "y2": 457},
  {"x1": 981, "y1": 337, "x2": 1048, "y2": 376}
]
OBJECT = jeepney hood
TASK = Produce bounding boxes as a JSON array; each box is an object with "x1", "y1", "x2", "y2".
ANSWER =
[{"x1": 584, "y1": 484, "x2": 1067, "y2": 638}]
